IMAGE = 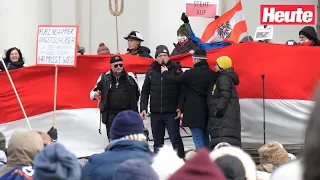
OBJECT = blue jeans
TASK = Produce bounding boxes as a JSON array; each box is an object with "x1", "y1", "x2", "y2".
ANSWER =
[{"x1": 190, "y1": 128, "x2": 210, "y2": 150}]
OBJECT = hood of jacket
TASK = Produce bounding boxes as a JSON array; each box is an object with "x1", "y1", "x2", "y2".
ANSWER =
[
  {"x1": 7, "y1": 131, "x2": 44, "y2": 167},
  {"x1": 299, "y1": 26, "x2": 318, "y2": 41},
  {"x1": 127, "y1": 46, "x2": 151, "y2": 54},
  {"x1": 221, "y1": 68, "x2": 240, "y2": 86}
]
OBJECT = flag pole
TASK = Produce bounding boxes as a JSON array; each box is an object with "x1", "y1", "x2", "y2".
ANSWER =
[{"x1": 0, "y1": 59, "x2": 32, "y2": 130}]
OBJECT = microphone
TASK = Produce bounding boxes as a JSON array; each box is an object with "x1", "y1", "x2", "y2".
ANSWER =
[{"x1": 261, "y1": 74, "x2": 266, "y2": 144}]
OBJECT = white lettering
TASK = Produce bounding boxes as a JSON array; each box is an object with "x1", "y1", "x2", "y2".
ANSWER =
[
  {"x1": 302, "y1": 11, "x2": 313, "y2": 23},
  {"x1": 262, "y1": 7, "x2": 275, "y2": 22},
  {"x1": 274, "y1": 10, "x2": 284, "y2": 22},
  {"x1": 263, "y1": 7, "x2": 314, "y2": 23},
  {"x1": 295, "y1": 8, "x2": 304, "y2": 22}
]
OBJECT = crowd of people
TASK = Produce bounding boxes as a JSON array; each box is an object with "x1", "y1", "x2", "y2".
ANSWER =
[
  {"x1": 0, "y1": 96, "x2": 319, "y2": 179},
  {"x1": 0, "y1": 12, "x2": 319, "y2": 180}
]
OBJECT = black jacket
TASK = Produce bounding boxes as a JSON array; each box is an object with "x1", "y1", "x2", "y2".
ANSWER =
[
  {"x1": 90, "y1": 70, "x2": 140, "y2": 113},
  {"x1": 207, "y1": 68, "x2": 241, "y2": 142},
  {"x1": 0, "y1": 60, "x2": 24, "y2": 71},
  {"x1": 140, "y1": 61, "x2": 185, "y2": 113},
  {"x1": 127, "y1": 46, "x2": 152, "y2": 58},
  {"x1": 162, "y1": 60, "x2": 216, "y2": 128},
  {"x1": 171, "y1": 40, "x2": 199, "y2": 56}
]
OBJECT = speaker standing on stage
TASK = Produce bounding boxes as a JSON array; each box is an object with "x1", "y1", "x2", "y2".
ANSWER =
[
  {"x1": 207, "y1": 56, "x2": 241, "y2": 149},
  {"x1": 90, "y1": 55, "x2": 140, "y2": 141},
  {"x1": 140, "y1": 45, "x2": 185, "y2": 158},
  {"x1": 161, "y1": 48, "x2": 216, "y2": 151}
]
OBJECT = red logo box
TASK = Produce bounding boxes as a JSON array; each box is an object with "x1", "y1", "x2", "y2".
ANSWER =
[{"x1": 260, "y1": 5, "x2": 315, "y2": 25}]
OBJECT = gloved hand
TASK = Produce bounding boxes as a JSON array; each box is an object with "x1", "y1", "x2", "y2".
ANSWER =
[
  {"x1": 181, "y1": 13, "x2": 189, "y2": 24},
  {"x1": 215, "y1": 110, "x2": 224, "y2": 117},
  {"x1": 143, "y1": 128, "x2": 150, "y2": 141},
  {"x1": 47, "y1": 127, "x2": 58, "y2": 142}
]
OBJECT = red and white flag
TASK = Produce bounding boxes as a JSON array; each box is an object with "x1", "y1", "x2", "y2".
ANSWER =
[
  {"x1": 185, "y1": 0, "x2": 219, "y2": 18},
  {"x1": 0, "y1": 43, "x2": 318, "y2": 157},
  {"x1": 201, "y1": 1, "x2": 247, "y2": 44}
]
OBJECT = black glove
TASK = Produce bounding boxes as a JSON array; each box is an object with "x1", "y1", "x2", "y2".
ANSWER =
[
  {"x1": 47, "y1": 127, "x2": 58, "y2": 142},
  {"x1": 181, "y1": 13, "x2": 189, "y2": 24},
  {"x1": 143, "y1": 128, "x2": 150, "y2": 141},
  {"x1": 215, "y1": 110, "x2": 224, "y2": 117}
]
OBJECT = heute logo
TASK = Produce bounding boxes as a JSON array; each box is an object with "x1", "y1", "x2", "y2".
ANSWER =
[{"x1": 260, "y1": 5, "x2": 315, "y2": 25}]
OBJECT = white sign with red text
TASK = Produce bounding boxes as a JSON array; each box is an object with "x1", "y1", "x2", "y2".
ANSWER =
[
  {"x1": 185, "y1": 0, "x2": 220, "y2": 18},
  {"x1": 260, "y1": 5, "x2": 315, "y2": 25}
]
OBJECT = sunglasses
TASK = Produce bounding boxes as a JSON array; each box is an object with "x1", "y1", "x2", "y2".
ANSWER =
[{"x1": 114, "y1": 64, "x2": 123, "y2": 68}]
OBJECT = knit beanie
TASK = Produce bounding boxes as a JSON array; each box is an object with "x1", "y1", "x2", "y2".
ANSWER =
[
  {"x1": 192, "y1": 48, "x2": 207, "y2": 60},
  {"x1": 97, "y1": 42, "x2": 110, "y2": 54},
  {"x1": 0, "y1": 132, "x2": 5, "y2": 152},
  {"x1": 33, "y1": 143, "x2": 81, "y2": 180},
  {"x1": 168, "y1": 148, "x2": 226, "y2": 180},
  {"x1": 258, "y1": 141, "x2": 289, "y2": 167},
  {"x1": 110, "y1": 55, "x2": 123, "y2": 64},
  {"x1": 155, "y1": 45, "x2": 170, "y2": 58},
  {"x1": 177, "y1": 23, "x2": 190, "y2": 37},
  {"x1": 113, "y1": 159, "x2": 159, "y2": 180},
  {"x1": 110, "y1": 110, "x2": 145, "y2": 140},
  {"x1": 216, "y1": 56, "x2": 232, "y2": 69}
]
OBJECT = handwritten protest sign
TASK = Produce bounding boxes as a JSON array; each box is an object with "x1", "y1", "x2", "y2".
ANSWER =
[
  {"x1": 36, "y1": 25, "x2": 79, "y2": 67},
  {"x1": 185, "y1": 0, "x2": 220, "y2": 18}
]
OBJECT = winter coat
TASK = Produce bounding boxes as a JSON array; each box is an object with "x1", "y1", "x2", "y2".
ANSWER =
[
  {"x1": 0, "y1": 60, "x2": 24, "y2": 71},
  {"x1": 171, "y1": 40, "x2": 199, "y2": 56},
  {"x1": 90, "y1": 70, "x2": 140, "y2": 115},
  {"x1": 188, "y1": 24, "x2": 232, "y2": 50},
  {"x1": 140, "y1": 61, "x2": 185, "y2": 113},
  {"x1": 162, "y1": 60, "x2": 216, "y2": 128},
  {"x1": 127, "y1": 46, "x2": 152, "y2": 58},
  {"x1": 207, "y1": 68, "x2": 241, "y2": 145},
  {"x1": 81, "y1": 139, "x2": 153, "y2": 180}
]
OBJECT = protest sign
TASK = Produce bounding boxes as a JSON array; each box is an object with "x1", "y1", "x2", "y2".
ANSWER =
[
  {"x1": 185, "y1": 0, "x2": 220, "y2": 18},
  {"x1": 254, "y1": 25, "x2": 274, "y2": 41},
  {"x1": 36, "y1": 25, "x2": 79, "y2": 67}
]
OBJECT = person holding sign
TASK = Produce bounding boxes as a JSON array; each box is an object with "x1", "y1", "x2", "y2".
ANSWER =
[
  {"x1": 90, "y1": 55, "x2": 140, "y2": 141},
  {"x1": 180, "y1": 13, "x2": 232, "y2": 51},
  {"x1": 0, "y1": 47, "x2": 25, "y2": 71}
]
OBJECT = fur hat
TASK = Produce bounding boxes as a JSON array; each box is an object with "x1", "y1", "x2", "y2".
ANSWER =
[
  {"x1": 152, "y1": 145, "x2": 185, "y2": 179},
  {"x1": 185, "y1": 150, "x2": 197, "y2": 161},
  {"x1": 210, "y1": 146, "x2": 257, "y2": 180},
  {"x1": 258, "y1": 141, "x2": 289, "y2": 167},
  {"x1": 177, "y1": 23, "x2": 190, "y2": 37}
]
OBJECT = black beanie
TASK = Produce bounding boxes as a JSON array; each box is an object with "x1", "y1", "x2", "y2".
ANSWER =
[
  {"x1": 155, "y1": 45, "x2": 170, "y2": 58},
  {"x1": 110, "y1": 55, "x2": 123, "y2": 64},
  {"x1": 192, "y1": 48, "x2": 207, "y2": 60}
]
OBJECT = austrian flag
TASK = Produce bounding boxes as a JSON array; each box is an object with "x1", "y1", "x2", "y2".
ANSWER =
[{"x1": 201, "y1": 1, "x2": 248, "y2": 43}]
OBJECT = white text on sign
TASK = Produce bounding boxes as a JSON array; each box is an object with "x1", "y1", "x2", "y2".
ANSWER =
[{"x1": 260, "y1": 5, "x2": 315, "y2": 25}]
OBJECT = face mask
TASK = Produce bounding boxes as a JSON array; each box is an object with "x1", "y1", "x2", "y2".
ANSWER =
[
  {"x1": 177, "y1": 36, "x2": 187, "y2": 43},
  {"x1": 299, "y1": 39, "x2": 309, "y2": 44}
]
